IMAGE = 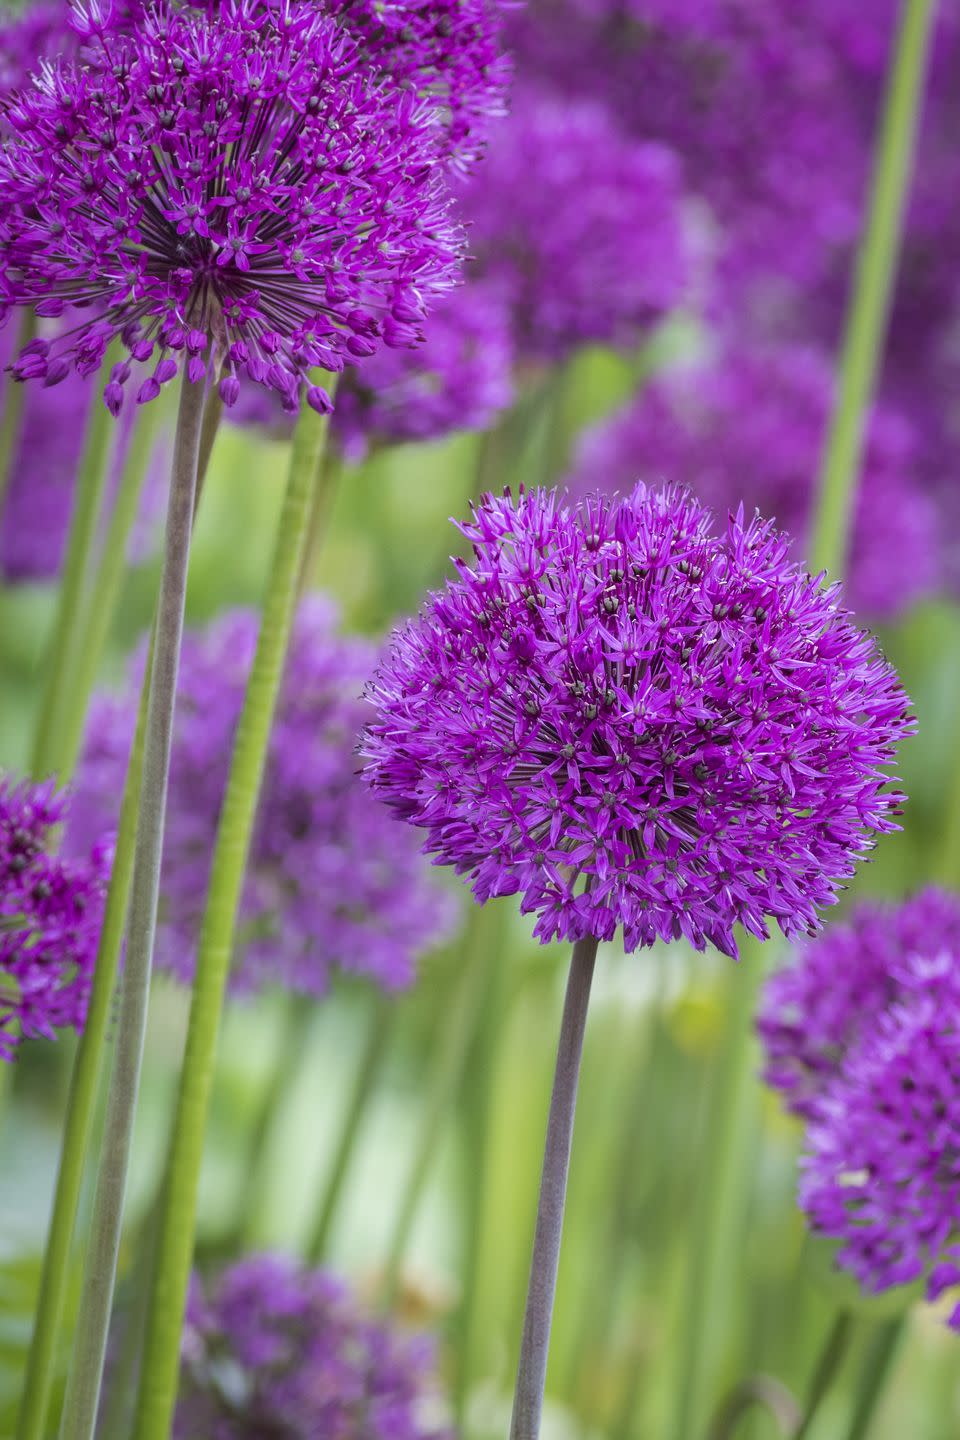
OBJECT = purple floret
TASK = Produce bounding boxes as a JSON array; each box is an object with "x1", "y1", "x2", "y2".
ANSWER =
[
  {"x1": 567, "y1": 344, "x2": 940, "y2": 620},
  {"x1": 175, "y1": 1256, "x2": 452, "y2": 1440},
  {"x1": 363, "y1": 485, "x2": 913, "y2": 957},
  {"x1": 800, "y1": 954, "x2": 960, "y2": 1329},
  {"x1": 0, "y1": 776, "x2": 108, "y2": 1060},
  {"x1": 70, "y1": 599, "x2": 456, "y2": 997},
  {"x1": 0, "y1": 0, "x2": 464, "y2": 412}
]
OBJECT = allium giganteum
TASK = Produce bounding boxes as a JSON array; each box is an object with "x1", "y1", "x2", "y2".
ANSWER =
[
  {"x1": 0, "y1": 0, "x2": 465, "y2": 413},
  {"x1": 364, "y1": 486, "x2": 914, "y2": 958}
]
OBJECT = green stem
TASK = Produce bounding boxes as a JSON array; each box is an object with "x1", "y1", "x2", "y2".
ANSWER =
[
  {"x1": 31, "y1": 348, "x2": 121, "y2": 782},
  {"x1": 298, "y1": 442, "x2": 342, "y2": 598},
  {"x1": 667, "y1": 944, "x2": 765, "y2": 1440},
  {"x1": 58, "y1": 398, "x2": 161, "y2": 779},
  {"x1": 134, "y1": 373, "x2": 337, "y2": 1440},
  {"x1": 306, "y1": 993, "x2": 393, "y2": 1264},
  {"x1": 793, "y1": 1311, "x2": 856, "y2": 1440},
  {"x1": 844, "y1": 1316, "x2": 906, "y2": 1440},
  {"x1": 509, "y1": 935, "x2": 598, "y2": 1440},
  {"x1": 707, "y1": 1377, "x2": 801, "y2": 1440},
  {"x1": 381, "y1": 920, "x2": 491, "y2": 1304},
  {"x1": 808, "y1": 0, "x2": 937, "y2": 579},
  {"x1": 0, "y1": 310, "x2": 37, "y2": 519},
  {"x1": 58, "y1": 372, "x2": 206, "y2": 1440}
]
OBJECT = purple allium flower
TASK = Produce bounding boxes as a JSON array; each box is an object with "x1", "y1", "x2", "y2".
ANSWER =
[
  {"x1": 0, "y1": 776, "x2": 108, "y2": 1060},
  {"x1": 175, "y1": 1256, "x2": 451, "y2": 1440},
  {"x1": 461, "y1": 85, "x2": 690, "y2": 363},
  {"x1": 363, "y1": 485, "x2": 914, "y2": 957},
  {"x1": 800, "y1": 958, "x2": 960, "y2": 1329},
  {"x1": 567, "y1": 345, "x2": 940, "y2": 620},
  {"x1": 0, "y1": 0, "x2": 464, "y2": 412},
  {"x1": 758, "y1": 888, "x2": 960, "y2": 1123},
  {"x1": 70, "y1": 598, "x2": 455, "y2": 996},
  {"x1": 333, "y1": 279, "x2": 515, "y2": 459}
]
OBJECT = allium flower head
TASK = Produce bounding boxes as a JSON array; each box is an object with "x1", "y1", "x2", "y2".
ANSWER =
[
  {"x1": 70, "y1": 598, "x2": 455, "y2": 995},
  {"x1": 462, "y1": 86, "x2": 690, "y2": 362},
  {"x1": 800, "y1": 955, "x2": 960, "y2": 1329},
  {"x1": 0, "y1": 776, "x2": 108, "y2": 1060},
  {"x1": 176, "y1": 1256, "x2": 451, "y2": 1440},
  {"x1": 0, "y1": 0, "x2": 464, "y2": 413},
  {"x1": 758, "y1": 888, "x2": 960, "y2": 1122},
  {"x1": 568, "y1": 346, "x2": 940, "y2": 620},
  {"x1": 364, "y1": 485, "x2": 913, "y2": 957}
]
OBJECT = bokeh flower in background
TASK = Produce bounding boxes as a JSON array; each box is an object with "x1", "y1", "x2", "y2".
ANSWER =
[
  {"x1": 568, "y1": 345, "x2": 940, "y2": 619},
  {"x1": 175, "y1": 1255, "x2": 451, "y2": 1439},
  {"x1": 462, "y1": 86, "x2": 691, "y2": 363},
  {"x1": 0, "y1": 776, "x2": 108, "y2": 1060},
  {"x1": 759, "y1": 888, "x2": 960, "y2": 1122},
  {"x1": 0, "y1": 0, "x2": 464, "y2": 412},
  {"x1": 800, "y1": 952, "x2": 960, "y2": 1328},
  {"x1": 364, "y1": 485, "x2": 914, "y2": 957},
  {"x1": 70, "y1": 598, "x2": 455, "y2": 997}
]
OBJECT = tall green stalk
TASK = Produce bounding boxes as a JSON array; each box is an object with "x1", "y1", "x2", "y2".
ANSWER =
[
  {"x1": 0, "y1": 310, "x2": 37, "y2": 518},
  {"x1": 793, "y1": 1311, "x2": 856, "y2": 1440},
  {"x1": 133, "y1": 375, "x2": 337, "y2": 1440},
  {"x1": 667, "y1": 944, "x2": 765, "y2": 1440},
  {"x1": 58, "y1": 373, "x2": 207, "y2": 1440},
  {"x1": 808, "y1": 0, "x2": 937, "y2": 579},
  {"x1": 31, "y1": 347, "x2": 121, "y2": 781},
  {"x1": 845, "y1": 1317, "x2": 906, "y2": 1440}
]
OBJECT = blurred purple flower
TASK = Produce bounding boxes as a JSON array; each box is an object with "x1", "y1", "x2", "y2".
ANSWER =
[
  {"x1": 567, "y1": 345, "x2": 940, "y2": 619},
  {"x1": 0, "y1": 775, "x2": 108, "y2": 1060},
  {"x1": 175, "y1": 1256, "x2": 451, "y2": 1440},
  {"x1": 461, "y1": 85, "x2": 690, "y2": 363},
  {"x1": 363, "y1": 485, "x2": 913, "y2": 957},
  {"x1": 0, "y1": 0, "x2": 463, "y2": 412},
  {"x1": 70, "y1": 598, "x2": 456, "y2": 997}
]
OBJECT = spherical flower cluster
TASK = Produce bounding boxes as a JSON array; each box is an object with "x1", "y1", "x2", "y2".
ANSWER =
[
  {"x1": 333, "y1": 279, "x2": 515, "y2": 458},
  {"x1": 800, "y1": 957, "x2": 960, "y2": 1328},
  {"x1": 363, "y1": 485, "x2": 913, "y2": 957},
  {"x1": 0, "y1": 776, "x2": 108, "y2": 1061},
  {"x1": 69, "y1": 598, "x2": 455, "y2": 996},
  {"x1": 461, "y1": 86, "x2": 690, "y2": 363},
  {"x1": 176, "y1": 1256, "x2": 452, "y2": 1440},
  {"x1": 0, "y1": 0, "x2": 464, "y2": 413},
  {"x1": 758, "y1": 888, "x2": 960, "y2": 1122},
  {"x1": 567, "y1": 345, "x2": 940, "y2": 619}
]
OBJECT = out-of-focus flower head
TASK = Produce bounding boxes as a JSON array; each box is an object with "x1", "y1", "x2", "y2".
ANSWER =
[
  {"x1": 176, "y1": 1256, "x2": 452, "y2": 1439},
  {"x1": 758, "y1": 888, "x2": 960, "y2": 1123},
  {"x1": 461, "y1": 85, "x2": 690, "y2": 363},
  {"x1": 0, "y1": 0, "x2": 464, "y2": 414},
  {"x1": 70, "y1": 598, "x2": 456, "y2": 996},
  {"x1": 0, "y1": 776, "x2": 108, "y2": 1060},
  {"x1": 0, "y1": 0, "x2": 78, "y2": 106},
  {"x1": 364, "y1": 484, "x2": 913, "y2": 957},
  {"x1": 567, "y1": 345, "x2": 940, "y2": 619},
  {"x1": 800, "y1": 951, "x2": 960, "y2": 1328}
]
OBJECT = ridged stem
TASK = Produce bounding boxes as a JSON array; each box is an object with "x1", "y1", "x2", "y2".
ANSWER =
[
  {"x1": 793, "y1": 1310, "x2": 856, "y2": 1440},
  {"x1": 808, "y1": 0, "x2": 937, "y2": 579},
  {"x1": 844, "y1": 1316, "x2": 906, "y2": 1440},
  {"x1": 0, "y1": 310, "x2": 37, "y2": 519},
  {"x1": 30, "y1": 349, "x2": 121, "y2": 781},
  {"x1": 306, "y1": 994, "x2": 393, "y2": 1264},
  {"x1": 667, "y1": 945, "x2": 765, "y2": 1440},
  {"x1": 381, "y1": 922, "x2": 491, "y2": 1304},
  {"x1": 133, "y1": 374, "x2": 337, "y2": 1440},
  {"x1": 509, "y1": 934, "x2": 597, "y2": 1440},
  {"x1": 57, "y1": 372, "x2": 206, "y2": 1440}
]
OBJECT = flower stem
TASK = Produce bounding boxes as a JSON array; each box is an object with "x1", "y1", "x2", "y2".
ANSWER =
[
  {"x1": 306, "y1": 993, "x2": 393, "y2": 1264},
  {"x1": 31, "y1": 349, "x2": 121, "y2": 782},
  {"x1": 808, "y1": 0, "x2": 937, "y2": 580},
  {"x1": 509, "y1": 934, "x2": 597, "y2": 1440},
  {"x1": 0, "y1": 310, "x2": 37, "y2": 520},
  {"x1": 381, "y1": 920, "x2": 491, "y2": 1304},
  {"x1": 844, "y1": 1316, "x2": 906, "y2": 1440},
  {"x1": 707, "y1": 1376, "x2": 801, "y2": 1440},
  {"x1": 58, "y1": 396, "x2": 162, "y2": 779},
  {"x1": 57, "y1": 372, "x2": 206, "y2": 1440},
  {"x1": 793, "y1": 1310, "x2": 856, "y2": 1440},
  {"x1": 133, "y1": 373, "x2": 337, "y2": 1440},
  {"x1": 667, "y1": 943, "x2": 765, "y2": 1440}
]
